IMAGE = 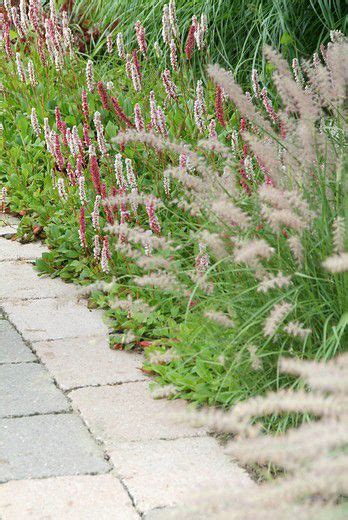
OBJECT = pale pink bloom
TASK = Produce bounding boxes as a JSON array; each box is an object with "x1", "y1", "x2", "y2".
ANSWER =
[
  {"x1": 43, "y1": 118, "x2": 53, "y2": 152},
  {"x1": 78, "y1": 176, "x2": 87, "y2": 204},
  {"x1": 91, "y1": 195, "x2": 101, "y2": 230},
  {"x1": 292, "y1": 58, "x2": 303, "y2": 87},
  {"x1": 4, "y1": 0, "x2": 12, "y2": 18},
  {"x1": 93, "y1": 112, "x2": 107, "y2": 155},
  {"x1": 145, "y1": 197, "x2": 161, "y2": 234},
  {"x1": 101, "y1": 237, "x2": 110, "y2": 272},
  {"x1": 62, "y1": 26, "x2": 73, "y2": 55},
  {"x1": 57, "y1": 178, "x2": 67, "y2": 200},
  {"x1": 93, "y1": 235, "x2": 101, "y2": 259},
  {"x1": 114, "y1": 154, "x2": 126, "y2": 188},
  {"x1": 196, "y1": 80, "x2": 206, "y2": 113},
  {"x1": 27, "y1": 60, "x2": 37, "y2": 87},
  {"x1": 194, "y1": 17, "x2": 207, "y2": 50},
  {"x1": 194, "y1": 99, "x2": 205, "y2": 133},
  {"x1": 15, "y1": 53, "x2": 26, "y2": 82},
  {"x1": 125, "y1": 158, "x2": 137, "y2": 190},
  {"x1": 162, "y1": 69, "x2": 178, "y2": 100},
  {"x1": 106, "y1": 34, "x2": 113, "y2": 54},
  {"x1": 11, "y1": 7, "x2": 26, "y2": 38},
  {"x1": 179, "y1": 153, "x2": 188, "y2": 171},
  {"x1": 168, "y1": 0, "x2": 178, "y2": 37},
  {"x1": 208, "y1": 119, "x2": 217, "y2": 139},
  {"x1": 156, "y1": 107, "x2": 168, "y2": 137},
  {"x1": 86, "y1": 60, "x2": 94, "y2": 93},
  {"x1": 251, "y1": 69, "x2": 260, "y2": 98},
  {"x1": 163, "y1": 170, "x2": 170, "y2": 196},
  {"x1": 149, "y1": 91, "x2": 158, "y2": 128},
  {"x1": 116, "y1": 32, "x2": 126, "y2": 60},
  {"x1": 131, "y1": 63, "x2": 142, "y2": 92},
  {"x1": 30, "y1": 108, "x2": 40, "y2": 137},
  {"x1": 71, "y1": 126, "x2": 80, "y2": 156},
  {"x1": 134, "y1": 103, "x2": 145, "y2": 132},
  {"x1": 162, "y1": 5, "x2": 171, "y2": 45},
  {"x1": 169, "y1": 39, "x2": 178, "y2": 71},
  {"x1": 135, "y1": 20, "x2": 147, "y2": 55}
]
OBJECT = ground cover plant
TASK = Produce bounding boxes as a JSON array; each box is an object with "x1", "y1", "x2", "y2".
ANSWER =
[{"x1": 1, "y1": 0, "x2": 347, "y2": 422}]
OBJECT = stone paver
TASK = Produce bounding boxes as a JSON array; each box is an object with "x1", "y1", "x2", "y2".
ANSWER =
[
  {"x1": 0, "y1": 237, "x2": 47, "y2": 262},
  {"x1": 0, "y1": 474, "x2": 139, "y2": 519},
  {"x1": 1, "y1": 298, "x2": 108, "y2": 342},
  {"x1": 0, "y1": 363, "x2": 69, "y2": 417},
  {"x1": 143, "y1": 508, "x2": 178, "y2": 520},
  {"x1": 0, "y1": 261, "x2": 79, "y2": 300},
  {"x1": 0, "y1": 226, "x2": 17, "y2": 238},
  {"x1": 0, "y1": 414, "x2": 110, "y2": 482},
  {"x1": 110, "y1": 437, "x2": 253, "y2": 514},
  {"x1": 0, "y1": 319, "x2": 35, "y2": 363},
  {"x1": 33, "y1": 336, "x2": 146, "y2": 390},
  {"x1": 69, "y1": 382, "x2": 206, "y2": 447},
  {"x1": 0, "y1": 217, "x2": 19, "y2": 238}
]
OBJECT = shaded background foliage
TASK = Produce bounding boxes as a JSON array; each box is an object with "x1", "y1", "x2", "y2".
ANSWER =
[{"x1": 60, "y1": 0, "x2": 347, "y2": 83}]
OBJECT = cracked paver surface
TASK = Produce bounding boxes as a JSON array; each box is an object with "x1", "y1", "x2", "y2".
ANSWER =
[{"x1": 0, "y1": 237, "x2": 253, "y2": 517}]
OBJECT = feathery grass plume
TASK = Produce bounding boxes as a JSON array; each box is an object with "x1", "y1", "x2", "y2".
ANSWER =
[
  {"x1": 151, "y1": 384, "x2": 178, "y2": 399},
  {"x1": 211, "y1": 199, "x2": 251, "y2": 230},
  {"x1": 148, "y1": 348, "x2": 180, "y2": 364},
  {"x1": 332, "y1": 216, "x2": 345, "y2": 254},
  {"x1": 283, "y1": 321, "x2": 311, "y2": 340},
  {"x1": 263, "y1": 301, "x2": 293, "y2": 337},
  {"x1": 207, "y1": 64, "x2": 273, "y2": 135},
  {"x1": 257, "y1": 272, "x2": 292, "y2": 293},
  {"x1": 164, "y1": 353, "x2": 348, "y2": 519},
  {"x1": 135, "y1": 272, "x2": 183, "y2": 292},
  {"x1": 204, "y1": 311, "x2": 234, "y2": 328},
  {"x1": 234, "y1": 239, "x2": 274, "y2": 268},
  {"x1": 322, "y1": 252, "x2": 348, "y2": 273}
]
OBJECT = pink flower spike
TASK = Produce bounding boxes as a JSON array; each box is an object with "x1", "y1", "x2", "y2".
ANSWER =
[
  {"x1": 97, "y1": 81, "x2": 110, "y2": 110},
  {"x1": 185, "y1": 24, "x2": 196, "y2": 60},
  {"x1": 135, "y1": 20, "x2": 147, "y2": 56},
  {"x1": 208, "y1": 119, "x2": 217, "y2": 139},
  {"x1": 81, "y1": 89, "x2": 89, "y2": 121},
  {"x1": 90, "y1": 154, "x2": 102, "y2": 194},
  {"x1": 261, "y1": 87, "x2": 278, "y2": 124},
  {"x1": 78, "y1": 206, "x2": 87, "y2": 248},
  {"x1": 106, "y1": 34, "x2": 113, "y2": 54},
  {"x1": 215, "y1": 85, "x2": 226, "y2": 127},
  {"x1": 54, "y1": 134, "x2": 64, "y2": 171},
  {"x1": 161, "y1": 69, "x2": 178, "y2": 100},
  {"x1": 134, "y1": 103, "x2": 145, "y2": 132},
  {"x1": 111, "y1": 97, "x2": 134, "y2": 128},
  {"x1": 101, "y1": 237, "x2": 111, "y2": 272},
  {"x1": 83, "y1": 122, "x2": 91, "y2": 147},
  {"x1": 145, "y1": 197, "x2": 161, "y2": 235}
]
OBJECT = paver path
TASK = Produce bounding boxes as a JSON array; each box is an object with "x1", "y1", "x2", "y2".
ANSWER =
[{"x1": 0, "y1": 230, "x2": 253, "y2": 519}]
